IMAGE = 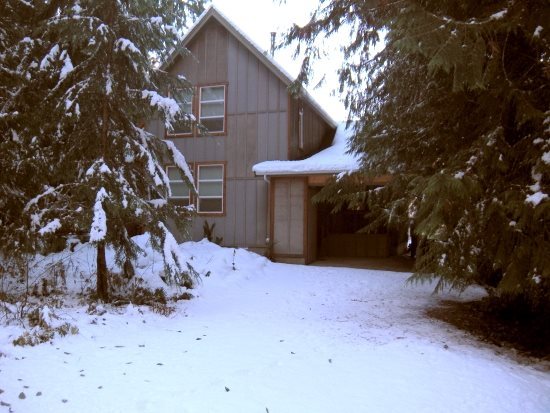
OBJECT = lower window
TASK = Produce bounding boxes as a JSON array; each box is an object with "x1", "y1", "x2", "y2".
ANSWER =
[
  {"x1": 197, "y1": 164, "x2": 224, "y2": 214},
  {"x1": 167, "y1": 166, "x2": 191, "y2": 207}
]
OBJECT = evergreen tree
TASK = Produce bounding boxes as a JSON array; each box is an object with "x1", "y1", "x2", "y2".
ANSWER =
[
  {"x1": 286, "y1": 1, "x2": 549, "y2": 310},
  {"x1": 1, "y1": 0, "x2": 205, "y2": 301},
  {"x1": 0, "y1": 0, "x2": 40, "y2": 264}
]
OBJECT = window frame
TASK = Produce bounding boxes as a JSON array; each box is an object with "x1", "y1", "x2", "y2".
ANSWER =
[
  {"x1": 166, "y1": 164, "x2": 194, "y2": 207},
  {"x1": 198, "y1": 84, "x2": 227, "y2": 136},
  {"x1": 166, "y1": 88, "x2": 195, "y2": 137},
  {"x1": 196, "y1": 162, "x2": 226, "y2": 215}
]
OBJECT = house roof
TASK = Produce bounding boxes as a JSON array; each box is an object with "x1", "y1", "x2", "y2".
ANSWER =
[
  {"x1": 253, "y1": 122, "x2": 360, "y2": 176},
  {"x1": 163, "y1": 5, "x2": 338, "y2": 129}
]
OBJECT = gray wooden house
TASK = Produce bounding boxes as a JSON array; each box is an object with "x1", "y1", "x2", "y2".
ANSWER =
[{"x1": 149, "y1": 6, "x2": 396, "y2": 264}]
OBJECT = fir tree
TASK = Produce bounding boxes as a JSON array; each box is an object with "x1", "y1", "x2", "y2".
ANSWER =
[
  {"x1": 1, "y1": 0, "x2": 205, "y2": 301},
  {"x1": 286, "y1": 1, "x2": 549, "y2": 311},
  {"x1": 0, "y1": 0, "x2": 40, "y2": 263}
]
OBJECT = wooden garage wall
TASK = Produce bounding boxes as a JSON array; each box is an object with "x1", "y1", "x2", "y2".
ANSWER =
[
  {"x1": 152, "y1": 18, "x2": 290, "y2": 251},
  {"x1": 272, "y1": 178, "x2": 306, "y2": 259}
]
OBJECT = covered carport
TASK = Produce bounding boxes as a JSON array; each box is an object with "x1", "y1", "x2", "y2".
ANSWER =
[{"x1": 254, "y1": 123, "x2": 401, "y2": 264}]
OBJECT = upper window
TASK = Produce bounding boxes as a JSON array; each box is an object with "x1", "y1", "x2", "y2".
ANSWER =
[
  {"x1": 197, "y1": 164, "x2": 224, "y2": 214},
  {"x1": 169, "y1": 89, "x2": 193, "y2": 135},
  {"x1": 199, "y1": 85, "x2": 225, "y2": 133},
  {"x1": 167, "y1": 166, "x2": 191, "y2": 206}
]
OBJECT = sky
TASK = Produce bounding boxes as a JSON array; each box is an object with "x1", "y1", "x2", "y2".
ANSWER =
[{"x1": 205, "y1": 0, "x2": 349, "y2": 121}]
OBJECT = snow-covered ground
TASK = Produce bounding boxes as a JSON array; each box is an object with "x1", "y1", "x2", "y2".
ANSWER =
[{"x1": 1, "y1": 239, "x2": 549, "y2": 413}]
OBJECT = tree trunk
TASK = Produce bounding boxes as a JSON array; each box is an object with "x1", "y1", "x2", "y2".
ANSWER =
[
  {"x1": 96, "y1": 5, "x2": 114, "y2": 304},
  {"x1": 96, "y1": 242, "x2": 109, "y2": 301}
]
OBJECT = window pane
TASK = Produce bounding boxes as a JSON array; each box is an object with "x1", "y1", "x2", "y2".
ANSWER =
[
  {"x1": 175, "y1": 89, "x2": 193, "y2": 105},
  {"x1": 172, "y1": 119, "x2": 192, "y2": 134},
  {"x1": 171, "y1": 182, "x2": 190, "y2": 197},
  {"x1": 171, "y1": 198, "x2": 190, "y2": 207},
  {"x1": 201, "y1": 86, "x2": 224, "y2": 101},
  {"x1": 182, "y1": 101, "x2": 192, "y2": 115},
  {"x1": 201, "y1": 118, "x2": 224, "y2": 132},
  {"x1": 199, "y1": 182, "x2": 222, "y2": 197},
  {"x1": 200, "y1": 101, "x2": 224, "y2": 117},
  {"x1": 169, "y1": 89, "x2": 193, "y2": 134},
  {"x1": 167, "y1": 167, "x2": 180, "y2": 180},
  {"x1": 199, "y1": 165, "x2": 223, "y2": 180},
  {"x1": 199, "y1": 198, "x2": 222, "y2": 212}
]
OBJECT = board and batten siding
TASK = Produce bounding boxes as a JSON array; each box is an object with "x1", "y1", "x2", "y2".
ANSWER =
[
  {"x1": 288, "y1": 97, "x2": 334, "y2": 160},
  {"x1": 153, "y1": 19, "x2": 289, "y2": 252}
]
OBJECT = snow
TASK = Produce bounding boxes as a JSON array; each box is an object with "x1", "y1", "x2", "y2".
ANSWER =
[
  {"x1": 454, "y1": 171, "x2": 465, "y2": 179},
  {"x1": 89, "y1": 188, "x2": 108, "y2": 242},
  {"x1": 59, "y1": 51, "x2": 74, "y2": 80},
  {"x1": 542, "y1": 151, "x2": 550, "y2": 165},
  {"x1": 72, "y1": 2, "x2": 82, "y2": 15},
  {"x1": 142, "y1": 90, "x2": 180, "y2": 121},
  {"x1": 38, "y1": 218, "x2": 62, "y2": 236},
  {"x1": 526, "y1": 191, "x2": 548, "y2": 207},
  {"x1": 39, "y1": 44, "x2": 60, "y2": 70},
  {"x1": 490, "y1": 9, "x2": 507, "y2": 20},
  {"x1": 99, "y1": 163, "x2": 111, "y2": 174},
  {"x1": 115, "y1": 38, "x2": 140, "y2": 55},
  {"x1": 164, "y1": 140, "x2": 196, "y2": 191},
  {"x1": 148, "y1": 198, "x2": 168, "y2": 208},
  {"x1": 85, "y1": 159, "x2": 112, "y2": 177},
  {"x1": 158, "y1": 222, "x2": 188, "y2": 281},
  {"x1": 24, "y1": 186, "x2": 56, "y2": 212},
  {"x1": 534, "y1": 26, "x2": 543, "y2": 37},
  {"x1": 530, "y1": 181, "x2": 541, "y2": 192},
  {"x1": 105, "y1": 74, "x2": 113, "y2": 95},
  {"x1": 10, "y1": 129, "x2": 20, "y2": 143},
  {"x1": 253, "y1": 122, "x2": 360, "y2": 176},
  {"x1": 1, "y1": 239, "x2": 549, "y2": 412},
  {"x1": 97, "y1": 23, "x2": 108, "y2": 36}
]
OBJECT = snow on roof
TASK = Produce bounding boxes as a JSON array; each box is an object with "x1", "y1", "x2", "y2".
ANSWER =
[
  {"x1": 253, "y1": 122, "x2": 360, "y2": 176},
  {"x1": 163, "y1": 5, "x2": 337, "y2": 129}
]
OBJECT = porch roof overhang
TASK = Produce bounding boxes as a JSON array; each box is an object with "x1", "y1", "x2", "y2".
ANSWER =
[{"x1": 253, "y1": 122, "x2": 360, "y2": 178}]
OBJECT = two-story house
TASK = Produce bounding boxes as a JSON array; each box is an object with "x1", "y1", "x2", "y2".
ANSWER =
[{"x1": 149, "y1": 6, "x2": 397, "y2": 264}]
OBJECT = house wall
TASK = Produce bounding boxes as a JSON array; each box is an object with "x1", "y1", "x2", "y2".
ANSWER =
[
  {"x1": 152, "y1": 19, "x2": 290, "y2": 251},
  {"x1": 288, "y1": 97, "x2": 334, "y2": 160},
  {"x1": 271, "y1": 177, "x2": 306, "y2": 263}
]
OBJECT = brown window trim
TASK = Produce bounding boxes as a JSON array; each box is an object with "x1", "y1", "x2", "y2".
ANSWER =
[
  {"x1": 195, "y1": 161, "x2": 226, "y2": 217},
  {"x1": 198, "y1": 83, "x2": 228, "y2": 137}
]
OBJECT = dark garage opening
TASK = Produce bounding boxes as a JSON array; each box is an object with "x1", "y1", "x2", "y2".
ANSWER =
[{"x1": 316, "y1": 203, "x2": 401, "y2": 259}]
